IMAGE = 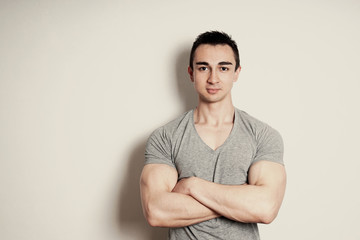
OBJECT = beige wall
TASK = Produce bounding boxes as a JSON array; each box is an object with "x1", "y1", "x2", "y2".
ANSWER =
[{"x1": 1, "y1": 1, "x2": 359, "y2": 239}]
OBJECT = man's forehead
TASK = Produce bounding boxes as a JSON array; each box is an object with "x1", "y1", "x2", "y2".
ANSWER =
[{"x1": 194, "y1": 44, "x2": 235, "y2": 63}]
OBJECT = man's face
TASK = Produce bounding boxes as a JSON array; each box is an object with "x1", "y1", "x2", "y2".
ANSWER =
[{"x1": 188, "y1": 44, "x2": 240, "y2": 104}]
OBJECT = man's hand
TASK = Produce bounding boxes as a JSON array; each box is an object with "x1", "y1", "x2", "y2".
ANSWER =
[
  {"x1": 141, "y1": 161, "x2": 285, "y2": 226},
  {"x1": 180, "y1": 161, "x2": 286, "y2": 224},
  {"x1": 140, "y1": 164, "x2": 220, "y2": 227},
  {"x1": 172, "y1": 177, "x2": 196, "y2": 195}
]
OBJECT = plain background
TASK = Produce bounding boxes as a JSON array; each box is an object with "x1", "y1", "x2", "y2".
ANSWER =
[{"x1": 1, "y1": 0, "x2": 359, "y2": 239}]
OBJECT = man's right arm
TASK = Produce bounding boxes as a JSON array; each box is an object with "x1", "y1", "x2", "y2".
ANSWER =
[{"x1": 140, "y1": 163, "x2": 220, "y2": 227}]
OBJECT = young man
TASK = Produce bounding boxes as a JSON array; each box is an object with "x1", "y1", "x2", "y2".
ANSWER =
[{"x1": 140, "y1": 31, "x2": 286, "y2": 240}]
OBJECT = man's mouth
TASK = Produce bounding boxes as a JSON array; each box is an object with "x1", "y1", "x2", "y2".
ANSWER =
[{"x1": 206, "y1": 88, "x2": 220, "y2": 94}]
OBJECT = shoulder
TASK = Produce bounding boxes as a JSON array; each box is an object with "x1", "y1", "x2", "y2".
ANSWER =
[
  {"x1": 148, "y1": 110, "x2": 193, "y2": 141},
  {"x1": 145, "y1": 110, "x2": 194, "y2": 166},
  {"x1": 235, "y1": 108, "x2": 268, "y2": 129},
  {"x1": 235, "y1": 108, "x2": 284, "y2": 164},
  {"x1": 235, "y1": 108, "x2": 283, "y2": 146}
]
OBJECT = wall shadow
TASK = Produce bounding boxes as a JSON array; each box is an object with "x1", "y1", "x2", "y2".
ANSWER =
[
  {"x1": 117, "y1": 138, "x2": 168, "y2": 239},
  {"x1": 175, "y1": 46, "x2": 197, "y2": 112},
  {"x1": 117, "y1": 46, "x2": 195, "y2": 239}
]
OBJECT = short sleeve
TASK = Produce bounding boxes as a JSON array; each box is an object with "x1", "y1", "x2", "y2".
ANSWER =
[
  {"x1": 252, "y1": 125, "x2": 284, "y2": 165},
  {"x1": 144, "y1": 127, "x2": 176, "y2": 168}
]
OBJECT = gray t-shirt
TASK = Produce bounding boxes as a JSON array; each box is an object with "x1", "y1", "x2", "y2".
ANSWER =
[{"x1": 145, "y1": 108, "x2": 284, "y2": 240}]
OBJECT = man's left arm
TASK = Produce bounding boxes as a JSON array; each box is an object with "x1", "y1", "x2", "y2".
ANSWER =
[{"x1": 172, "y1": 160, "x2": 286, "y2": 224}]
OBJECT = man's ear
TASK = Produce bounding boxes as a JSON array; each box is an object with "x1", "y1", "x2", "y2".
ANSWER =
[
  {"x1": 188, "y1": 66, "x2": 194, "y2": 82},
  {"x1": 233, "y1": 66, "x2": 241, "y2": 82}
]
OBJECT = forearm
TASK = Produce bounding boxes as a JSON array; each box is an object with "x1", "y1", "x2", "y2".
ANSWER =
[
  {"x1": 142, "y1": 189, "x2": 220, "y2": 228},
  {"x1": 177, "y1": 161, "x2": 286, "y2": 224},
  {"x1": 140, "y1": 164, "x2": 219, "y2": 228},
  {"x1": 189, "y1": 178, "x2": 277, "y2": 223}
]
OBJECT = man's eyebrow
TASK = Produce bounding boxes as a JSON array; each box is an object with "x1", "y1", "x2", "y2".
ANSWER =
[
  {"x1": 195, "y1": 61, "x2": 233, "y2": 65},
  {"x1": 195, "y1": 61, "x2": 209, "y2": 65},
  {"x1": 218, "y1": 61, "x2": 233, "y2": 65}
]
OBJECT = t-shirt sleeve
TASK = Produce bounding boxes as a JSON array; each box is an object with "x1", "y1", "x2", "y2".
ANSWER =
[
  {"x1": 252, "y1": 125, "x2": 284, "y2": 165},
  {"x1": 144, "y1": 127, "x2": 176, "y2": 168}
]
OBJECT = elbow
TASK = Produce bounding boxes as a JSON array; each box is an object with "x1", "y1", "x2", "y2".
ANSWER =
[
  {"x1": 259, "y1": 212, "x2": 276, "y2": 224},
  {"x1": 143, "y1": 203, "x2": 167, "y2": 227},
  {"x1": 146, "y1": 215, "x2": 161, "y2": 227},
  {"x1": 146, "y1": 212, "x2": 164, "y2": 227},
  {"x1": 257, "y1": 202, "x2": 279, "y2": 224}
]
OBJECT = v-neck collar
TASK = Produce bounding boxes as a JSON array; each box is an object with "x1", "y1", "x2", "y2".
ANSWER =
[{"x1": 190, "y1": 108, "x2": 238, "y2": 154}]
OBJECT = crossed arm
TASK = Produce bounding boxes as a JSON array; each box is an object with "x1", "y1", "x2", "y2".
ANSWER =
[{"x1": 140, "y1": 160, "x2": 286, "y2": 227}]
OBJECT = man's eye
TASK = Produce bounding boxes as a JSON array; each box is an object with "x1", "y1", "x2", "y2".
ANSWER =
[
  {"x1": 199, "y1": 67, "x2": 207, "y2": 71},
  {"x1": 220, "y1": 67, "x2": 229, "y2": 71}
]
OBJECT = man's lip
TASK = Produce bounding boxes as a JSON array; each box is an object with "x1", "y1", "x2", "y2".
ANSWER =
[{"x1": 206, "y1": 88, "x2": 220, "y2": 93}]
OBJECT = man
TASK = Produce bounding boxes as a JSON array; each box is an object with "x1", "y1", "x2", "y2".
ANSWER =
[{"x1": 140, "y1": 31, "x2": 286, "y2": 240}]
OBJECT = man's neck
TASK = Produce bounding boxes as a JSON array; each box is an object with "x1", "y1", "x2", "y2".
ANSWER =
[{"x1": 194, "y1": 101, "x2": 235, "y2": 126}]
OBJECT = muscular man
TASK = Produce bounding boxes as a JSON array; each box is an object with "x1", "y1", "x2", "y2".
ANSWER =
[{"x1": 140, "y1": 31, "x2": 286, "y2": 240}]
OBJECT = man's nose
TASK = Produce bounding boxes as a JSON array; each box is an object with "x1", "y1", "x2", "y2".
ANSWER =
[{"x1": 207, "y1": 70, "x2": 219, "y2": 84}]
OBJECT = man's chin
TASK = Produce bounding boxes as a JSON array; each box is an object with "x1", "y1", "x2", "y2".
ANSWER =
[{"x1": 199, "y1": 95, "x2": 225, "y2": 104}]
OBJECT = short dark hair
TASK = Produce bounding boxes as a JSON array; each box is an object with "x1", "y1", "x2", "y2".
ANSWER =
[{"x1": 189, "y1": 31, "x2": 240, "y2": 71}]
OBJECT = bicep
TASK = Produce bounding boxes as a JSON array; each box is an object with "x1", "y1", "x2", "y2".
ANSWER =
[
  {"x1": 248, "y1": 160, "x2": 286, "y2": 202},
  {"x1": 140, "y1": 164, "x2": 178, "y2": 195},
  {"x1": 139, "y1": 164, "x2": 179, "y2": 224}
]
